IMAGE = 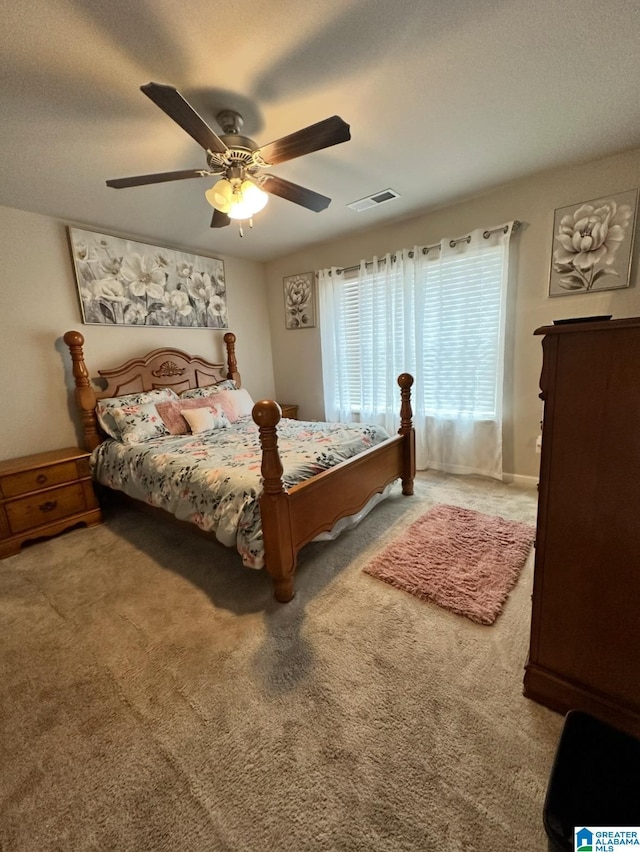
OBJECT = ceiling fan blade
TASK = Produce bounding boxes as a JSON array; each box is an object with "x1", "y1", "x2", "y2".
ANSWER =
[
  {"x1": 106, "y1": 169, "x2": 209, "y2": 189},
  {"x1": 140, "y1": 82, "x2": 228, "y2": 154},
  {"x1": 258, "y1": 116, "x2": 350, "y2": 166},
  {"x1": 211, "y1": 209, "x2": 231, "y2": 228},
  {"x1": 261, "y1": 174, "x2": 331, "y2": 212}
]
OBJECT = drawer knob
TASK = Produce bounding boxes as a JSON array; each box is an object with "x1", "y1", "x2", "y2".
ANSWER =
[
  {"x1": 39, "y1": 500, "x2": 58, "y2": 513},
  {"x1": 36, "y1": 473, "x2": 48, "y2": 485}
]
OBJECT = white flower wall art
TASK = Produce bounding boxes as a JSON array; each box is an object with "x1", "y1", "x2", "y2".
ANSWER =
[
  {"x1": 68, "y1": 228, "x2": 228, "y2": 327},
  {"x1": 549, "y1": 189, "x2": 638, "y2": 296},
  {"x1": 283, "y1": 272, "x2": 316, "y2": 329}
]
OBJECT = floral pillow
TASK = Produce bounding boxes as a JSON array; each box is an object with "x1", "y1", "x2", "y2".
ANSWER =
[
  {"x1": 96, "y1": 388, "x2": 178, "y2": 440},
  {"x1": 110, "y1": 402, "x2": 169, "y2": 445},
  {"x1": 179, "y1": 379, "x2": 236, "y2": 400},
  {"x1": 181, "y1": 404, "x2": 231, "y2": 434},
  {"x1": 156, "y1": 397, "x2": 233, "y2": 436}
]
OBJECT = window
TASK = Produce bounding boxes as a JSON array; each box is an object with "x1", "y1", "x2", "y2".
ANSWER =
[
  {"x1": 319, "y1": 223, "x2": 517, "y2": 479},
  {"x1": 420, "y1": 245, "x2": 507, "y2": 420}
]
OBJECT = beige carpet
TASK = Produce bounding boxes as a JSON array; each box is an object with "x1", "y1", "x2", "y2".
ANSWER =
[{"x1": 0, "y1": 471, "x2": 563, "y2": 851}]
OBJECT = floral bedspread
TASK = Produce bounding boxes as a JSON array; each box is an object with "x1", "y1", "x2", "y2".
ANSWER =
[{"x1": 91, "y1": 418, "x2": 392, "y2": 569}]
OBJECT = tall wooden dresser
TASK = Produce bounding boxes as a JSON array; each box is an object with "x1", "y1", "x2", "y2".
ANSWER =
[{"x1": 523, "y1": 317, "x2": 640, "y2": 738}]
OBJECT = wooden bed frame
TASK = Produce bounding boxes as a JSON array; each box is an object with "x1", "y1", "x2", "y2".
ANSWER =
[{"x1": 63, "y1": 330, "x2": 415, "y2": 602}]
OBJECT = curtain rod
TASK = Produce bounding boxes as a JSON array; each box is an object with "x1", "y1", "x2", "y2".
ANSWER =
[{"x1": 331, "y1": 221, "x2": 522, "y2": 276}]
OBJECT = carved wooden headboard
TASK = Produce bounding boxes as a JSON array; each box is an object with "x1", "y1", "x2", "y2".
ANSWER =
[{"x1": 63, "y1": 330, "x2": 240, "y2": 450}]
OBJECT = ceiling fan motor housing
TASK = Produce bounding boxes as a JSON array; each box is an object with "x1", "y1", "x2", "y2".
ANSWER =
[
  {"x1": 216, "y1": 109, "x2": 243, "y2": 134},
  {"x1": 207, "y1": 111, "x2": 260, "y2": 175},
  {"x1": 215, "y1": 109, "x2": 259, "y2": 154}
]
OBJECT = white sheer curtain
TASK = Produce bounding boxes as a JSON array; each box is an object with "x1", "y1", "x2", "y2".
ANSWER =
[{"x1": 319, "y1": 223, "x2": 516, "y2": 480}]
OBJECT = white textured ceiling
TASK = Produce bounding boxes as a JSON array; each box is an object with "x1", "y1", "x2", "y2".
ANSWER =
[{"x1": 2, "y1": 0, "x2": 639, "y2": 261}]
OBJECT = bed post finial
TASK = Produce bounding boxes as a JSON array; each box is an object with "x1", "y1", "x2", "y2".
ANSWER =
[
  {"x1": 397, "y1": 372, "x2": 416, "y2": 496},
  {"x1": 223, "y1": 332, "x2": 240, "y2": 386},
  {"x1": 63, "y1": 330, "x2": 101, "y2": 451}
]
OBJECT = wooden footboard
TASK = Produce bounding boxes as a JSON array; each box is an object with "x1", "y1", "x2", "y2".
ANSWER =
[{"x1": 253, "y1": 374, "x2": 415, "y2": 602}]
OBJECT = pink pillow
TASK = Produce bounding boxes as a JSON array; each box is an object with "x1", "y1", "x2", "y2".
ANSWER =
[{"x1": 156, "y1": 397, "x2": 235, "y2": 435}]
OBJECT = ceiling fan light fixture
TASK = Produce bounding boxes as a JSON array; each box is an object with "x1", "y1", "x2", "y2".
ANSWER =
[
  {"x1": 205, "y1": 178, "x2": 233, "y2": 213},
  {"x1": 227, "y1": 180, "x2": 269, "y2": 220},
  {"x1": 206, "y1": 178, "x2": 268, "y2": 220}
]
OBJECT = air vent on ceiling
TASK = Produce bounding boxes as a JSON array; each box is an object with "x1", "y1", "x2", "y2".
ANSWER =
[{"x1": 347, "y1": 188, "x2": 401, "y2": 212}]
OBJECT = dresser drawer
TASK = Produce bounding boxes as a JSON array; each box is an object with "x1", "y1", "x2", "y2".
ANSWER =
[
  {"x1": 1, "y1": 460, "x2": 81, "y2": 498},
  {"x1": 5, "y1": 483, "x2": 87, "y2": 534}
]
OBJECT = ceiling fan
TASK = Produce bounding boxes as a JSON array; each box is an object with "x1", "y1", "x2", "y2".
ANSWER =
[{"x1": 106, "y1": 82, "x2": 351, "y2": 233}]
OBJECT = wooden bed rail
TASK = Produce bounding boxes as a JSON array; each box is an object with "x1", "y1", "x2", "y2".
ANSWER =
[{"x1": 252, "y1": 374, "x2": 415, "y2": 602}]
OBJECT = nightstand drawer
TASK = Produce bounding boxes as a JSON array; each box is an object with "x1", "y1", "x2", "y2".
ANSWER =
[
  {"x1": 5, "y1": 483, "x2": 87, "y2": 534},
  {"x1": 1, "y1": 460, "x2": 80, "y2": 498}
]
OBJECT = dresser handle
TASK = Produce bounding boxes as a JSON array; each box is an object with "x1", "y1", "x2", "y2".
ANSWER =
[
  {"x1": 39, "y1": 500, "x2": 58, "y2": 513},
  {"x1": 36, "y1": 473, "x2": 47, "y2": 485}
]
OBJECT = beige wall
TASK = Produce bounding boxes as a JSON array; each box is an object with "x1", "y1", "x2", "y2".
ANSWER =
[
  {"x1": 265, "y1": 146, "x2": 640, "y2": 481},
  {"x1": 2, "y1": 147, "x2": 639, "y2": 477},
  {"x1": 0, "y1": 206, "x2": 274, "y2": 461}
]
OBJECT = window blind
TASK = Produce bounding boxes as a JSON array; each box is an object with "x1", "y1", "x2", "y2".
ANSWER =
[{"x1": 334, "y1": 242, "x2": 506, "y2": 420}]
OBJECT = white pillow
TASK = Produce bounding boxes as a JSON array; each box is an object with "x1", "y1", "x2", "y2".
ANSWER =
[
  {"x1": 216, "y1": 387, "x2": 255, "y2": 421},
  {"x1": 182, "y1": 404, "x2": 230, "y2": 434}
]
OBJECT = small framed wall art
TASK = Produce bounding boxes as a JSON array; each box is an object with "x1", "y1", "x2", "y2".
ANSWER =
[
  {"x1": 283, "y1": 271, "x2": 316, "y2": 329},
  {"x1": 548, "y1": 189, "x2": 638, "y2": 297},
  {"x1": 68, "y1": 227, "x2": 228, "y2": 327}
]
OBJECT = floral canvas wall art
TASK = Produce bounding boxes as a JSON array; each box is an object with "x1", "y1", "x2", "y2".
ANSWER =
[
  {"x1": 68, "y1": 228, "x2": 228, "y2": 327},
  {"x1": 549, "y1": 189, "x2": 638, "y2": 297},
  {"x1": 283, "y1": 272, "x2": 316, "y2": 329}
]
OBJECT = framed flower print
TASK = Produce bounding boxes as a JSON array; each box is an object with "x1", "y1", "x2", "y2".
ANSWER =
[
  {"x1": 68, "y1": 227, "x2": 228, "y2": 327},
  {"x1": 283, "y1": 272, "x2": 316, "y2": 329},
  {"x1": 548, "y1": 189, "x2": 638, "y2": 296}
]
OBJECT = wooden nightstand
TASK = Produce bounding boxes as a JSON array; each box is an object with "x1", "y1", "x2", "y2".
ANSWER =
[
  {"x1": 0, "y1": 447, "x2": 103, "y2": 558},
  {"x1": 279, "y1": 403, "x2": 299, "y2": 419}
]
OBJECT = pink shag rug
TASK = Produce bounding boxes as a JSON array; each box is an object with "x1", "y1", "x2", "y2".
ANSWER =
[{"x1": 363, "y1": 504, "x2": 535, "y2": 625}]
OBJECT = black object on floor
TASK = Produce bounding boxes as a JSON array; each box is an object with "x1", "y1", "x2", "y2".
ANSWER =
[{"x1": 543, "y1": 710, "x2": 640, "y2": 851}]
